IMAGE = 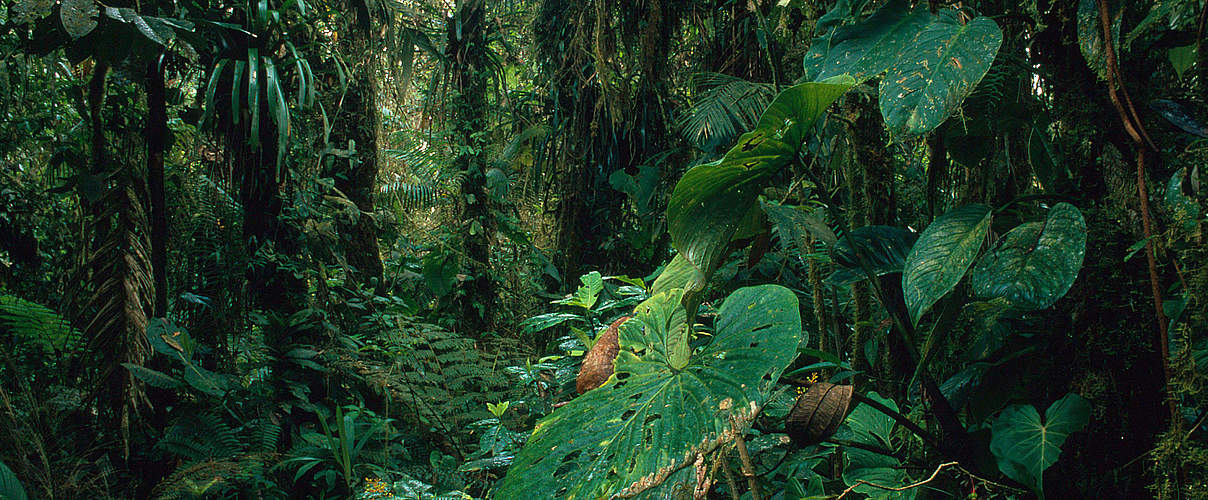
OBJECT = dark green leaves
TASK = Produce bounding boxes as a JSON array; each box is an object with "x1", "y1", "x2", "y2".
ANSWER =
[
  {"x1": 902, "y1": 204, "x2": 992, "y2": 324},
  {"x1": 667, "y1": 79, "x2": 853, "y2": 294},
  {"x1": 828, "y1": 226, "x2": 918, "y2": 287},
  {"x1": 971, "y1": 203, "x2": 1087, "y2": 310},
  {"x1": 990, "y1": 394, "x2": 1091, "y2": 498},
  {"x1": 496, "y1": 285, "x2": 802, "y2": 499},
  {"x1": 814, "y1": 0, "x2": 933, "y2": 82},
  {"x1": 1077, "y1": 0, "x2": 1122, "y2": 81},
  {"x1": 837, "y1": 392, "x2": 916, "y2": 500},
  {"x1": 0, "y1": 461, "x2": 27, "y2": 500},
  {"x1": 880, "y1": 14, "x2": 1003, "y2": 137},
  {"x1": 807, "y1": 3, "x2": 1003, "y2": 137}
]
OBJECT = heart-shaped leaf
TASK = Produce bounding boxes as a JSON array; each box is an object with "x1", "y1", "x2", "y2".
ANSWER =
[
  {"x1": 880, "y1": 13, "x2": 1003, "y2": 137},
  {"x1": 836, "y1": 392, "x2": 915, "y2": 500},
  {"x1": 990, "y1": 393, "x2": 1091, "y2": 498},
  {"x1": 814, "y1": 0, "x2": 934, "y2": 82},
  {"x1": 827, "y1": 226, "x2": 918, "y2": 287},
  {"x1": 496, "y1": 285, "x2": 803, "y2": 499},
  {"x1": 60, "y1": 0, "x2": 99, "y2": 39},
  {"x1": 902, "y1": 204, "x2": 993, "y2": 324},
  {"x1": 970, "y1": 203, "x2": 1086, "y2": 310}
]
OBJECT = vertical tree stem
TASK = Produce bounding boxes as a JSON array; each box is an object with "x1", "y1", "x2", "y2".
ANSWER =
[{"x1": 1095, "y1": 0, "x2": 1177, "y2": 424}]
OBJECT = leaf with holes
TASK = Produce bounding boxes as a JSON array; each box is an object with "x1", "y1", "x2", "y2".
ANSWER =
[
  {"x1": 814, "y1": 0, "x2": 934, "y2": 82},
  {"x1": 880, "y1": 13, "x2": 1002, "y2": 137},
  {"x1": 902, "y1": 204, "x2": 993, "y2": 324},
  {"x1": 970, "y1": 203, "x2": 1086, "y2": 310},
  {"x1": 667, "y1": 79, "x2": 853, "y2": 290},
  {"x1": 990, "y1": 393, "x2": 1091, "y2": 499},
  {"x1": 496, "y1": 285, "x2": 803, "y2": 499},
  {"x1": 827, "y1": 226, "x2": 918, "y2": 287}
]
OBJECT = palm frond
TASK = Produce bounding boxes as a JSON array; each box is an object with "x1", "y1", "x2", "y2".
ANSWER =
[
  {"x1": 0, "y1": 295, "x2": 84, "y2": 355},
  {"x1": 675, "y1": 72, "x2": 775, "y2": 153}
]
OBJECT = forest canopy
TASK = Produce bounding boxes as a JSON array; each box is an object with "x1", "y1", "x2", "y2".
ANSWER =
[{"x1": 1, "y1": 0, "x2": 1207, "y2": 498}]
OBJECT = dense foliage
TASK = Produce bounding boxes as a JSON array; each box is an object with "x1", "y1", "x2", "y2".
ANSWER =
[{"x1": 1, "y1": 0, "x2": 1207, "y2": 498}]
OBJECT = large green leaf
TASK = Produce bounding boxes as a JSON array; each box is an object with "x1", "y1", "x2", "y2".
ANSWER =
[
  {"x1": 970, "y1": 203, "x2": 1087, "y2": 310},
  {"x1": 122, "y1": 363, "x2": 184, "y2": 390},
  {"x1": 880, "y1": 13, "x2": 1002, "y2": 137},
  {"x1": 0, "y1": 461, "x2": 27, "y2": 500},
  {"x1": 902, "y1": 204, "x2": 993, "y2": 324},
  {"x1": 990, "y1": 393, "x2": 1091, "y2": 498},
  {"x1": 814, "y1": 0, "x2": 934, "y2": 82},
  {"x1": 496, "y1": 285, "x2": 803, "y2": 499},
  {"x1": 667, "y1": 79, "x2": 853, "y2": 286},
  {"x1": 1076, "y1": 0, "x2": 1122, "y2": 81},
  {"x1": 60, "y1": 0, "x2": 99, "y2": 39},
  {"x1": 836, "y1": 392, "x2": 915, "y2": 500},
  {"x1": 650, "y1": 254, "x2": 707, "y2": 298},
  {"x1": 827, "y1": 226, "x2": 918, "y2": 287}
]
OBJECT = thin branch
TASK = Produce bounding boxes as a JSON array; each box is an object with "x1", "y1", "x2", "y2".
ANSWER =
[
  {"x1": 731, "y1": 417, "x2": 763, "y2": 500},
  {"x1": 835, "y1": 461, "x2": 958, "y2": 499},
  {"x1": 1095, "y1": 0, "x2": 1177, "y2": 425}
]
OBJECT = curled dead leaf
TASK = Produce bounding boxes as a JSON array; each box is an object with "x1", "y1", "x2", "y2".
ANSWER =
[{"x1": 785, "y1": 382, "x2": 853, "y2": 447}]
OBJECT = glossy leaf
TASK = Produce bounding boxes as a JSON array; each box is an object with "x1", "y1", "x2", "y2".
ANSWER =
[
  {"x1": 650, "y1": 254, "x2": 707, "y2": 298},
  {"x1": 827, "y1": 226, "x2": 918, "y2": 287},
  {"x1": 970, "y1": 203, "x2": 1087, "y2": 310},
  {"x1": 880, "y1": 14, "x2": 1002, "y2": 137},
  {"x1": 902, "y1": 204, "x2": 993, "y2": 324},
  {"x1": 1150, "y1": 99, "x2": 1208, "y2": 138},
  {"x1": 990, "y1": 393, "x2": 1091, "y2": 498},
  {"x1": 814, "y1": 0, "x2": 933, "y2": 82},
  {"x1": 1076, "y1": 0, "x2": 1121, "y2": 81},
  {"x1": 496, "y1": 285, "x2": 802, "y2": 499},
  {"x1": 554, "y1": 271, "x2": 604, "y2": 309},
  {"x1": 667, "y1": 79, "x2": 853, "y2": 287}
]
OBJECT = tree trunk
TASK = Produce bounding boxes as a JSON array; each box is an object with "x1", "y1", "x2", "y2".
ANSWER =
[
  {"x1": 331, "y1": 13, "x2": 384, "y2": 292},
  {"x1": 447, "y1": 0, "x2": 497, "y2": 331},
  {"x1": 145, "y1": 59, "x2": 169, "y2": 318}
]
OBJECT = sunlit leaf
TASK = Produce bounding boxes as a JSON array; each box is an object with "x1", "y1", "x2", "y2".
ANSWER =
[
  {"x1": 667, "y1": 79, "x2": 853, "y2": 289},
  {"x1": 880, "y1": 14, "x2": 1002, "y2": 137}
]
